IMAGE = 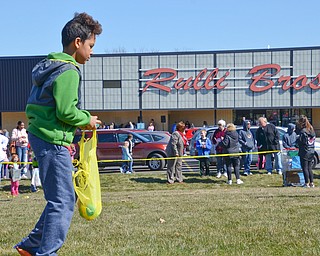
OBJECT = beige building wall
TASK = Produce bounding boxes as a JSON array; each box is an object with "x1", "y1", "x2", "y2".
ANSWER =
[
  {"x1": 312, "y1": 108, "x2": 320, "y2": 136},
  {"x1": 140, "y1": 110, "x2": 169, "y2": 131},
  {"x1": 1, "y1": 112, "x2": 28, "y2": 133},
  {"x1": 215, "y1": 110, "x2": 233, "y2": 125},
  {"x1": 168, "y1": 110, "x2": 214, "y2": 128},
  {"x1": 90, "y1": 110, "x2": 140, "y2": 128}
]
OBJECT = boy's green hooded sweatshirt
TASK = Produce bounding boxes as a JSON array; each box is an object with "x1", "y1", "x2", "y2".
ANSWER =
[{"x1": 26, "y1": 52, "x2": 91, "y2": 146}]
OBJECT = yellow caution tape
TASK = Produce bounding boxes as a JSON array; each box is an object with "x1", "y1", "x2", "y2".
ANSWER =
[
  {"x1": 1, "y1": 150, "x2": 280, "y2": 165},
  {"x1": 96, "y1": 150, "x2": 280, "y2": 163}
]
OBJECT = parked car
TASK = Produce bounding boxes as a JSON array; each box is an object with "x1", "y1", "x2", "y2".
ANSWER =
[
  {"x1": 134, "y1": 130, "x2": 171, "y2": 143},
  {"x1": 73, "y1": 129, "x2": 167, "y2": 171},
  {"x1": 190, "y1": 125, "x2": 320, "y2": 168}
]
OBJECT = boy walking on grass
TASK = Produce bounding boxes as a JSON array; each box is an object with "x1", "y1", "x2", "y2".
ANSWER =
[{"x1": 14, "y1": 13, "x2": 102, "y2": 256}]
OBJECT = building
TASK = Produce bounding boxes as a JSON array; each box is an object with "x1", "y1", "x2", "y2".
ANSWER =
[{"x1": 1, "y1": 46, "x2": 320, "y2": 134}]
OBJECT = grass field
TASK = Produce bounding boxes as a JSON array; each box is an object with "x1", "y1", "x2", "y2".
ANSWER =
[{"x1": 1, "y1": 169, "x2": 320, "y2": 256}]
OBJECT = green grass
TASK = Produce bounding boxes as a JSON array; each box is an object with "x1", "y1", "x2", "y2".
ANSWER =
[{"x1": 1, "y1": 169, "x2": 320, "y2": 256}]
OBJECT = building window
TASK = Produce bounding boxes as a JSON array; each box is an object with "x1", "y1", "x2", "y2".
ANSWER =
[{"x1": 103, "y1": 80, "x2": 121, "y2": 88}]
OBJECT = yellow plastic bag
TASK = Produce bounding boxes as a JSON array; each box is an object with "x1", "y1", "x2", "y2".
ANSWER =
[{"x1": 73, "y1": 129, "x2": 102, "y2": 220}]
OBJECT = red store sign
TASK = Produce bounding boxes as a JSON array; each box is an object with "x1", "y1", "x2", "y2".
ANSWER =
[{"x1": 142, "y1": 64, "x2": 320, "y2": 93}]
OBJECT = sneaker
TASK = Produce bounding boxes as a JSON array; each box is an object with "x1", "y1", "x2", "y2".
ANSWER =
[
  {"x1": 243, "y1": 172, "x2": 249, "y2": 176},
  {"x1": 267, "y1": 172, "x2": 272, "y2": 175},
  {"x1": 249, "y1": 172, "x2": 253, "y2": 175},
  {"x1": 236, "y1": 179, "x2": 244, "y2": 185},
  {"x1": 15, "y1": 246, "x2": 32, "y2": 256},
  {"x1": 21, "y1": 174, "x2": 28, "y2": 179},
  {"x1": 223, "y1": 172, "x2": 228, "y2": 178},
  {"x1": 310, "y1": 183, "x2": 315, "y2": 188},
  {"x1": 31, "y1": 185, "x2": 37, "y2": 193},
  {"x1": 278, "y1": 171, "x2": 283, "y2": 175},
  {"x1": 303, "y1": 184, "x2": 310, "y2": 188},
  {"x1": 216, "y1": 172, "x2": 222, "y2": 178},
  {"x1": 227, "y1": 180, "x2": 232, "y2": 185}
]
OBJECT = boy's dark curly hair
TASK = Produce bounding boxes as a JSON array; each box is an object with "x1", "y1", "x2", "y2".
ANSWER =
[{"x1": 61, "y1": 12, "x2": 102, "y2": 47}]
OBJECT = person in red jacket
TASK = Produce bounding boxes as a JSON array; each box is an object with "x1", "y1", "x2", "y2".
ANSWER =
[{"x1": 212, "y1": 119, "x2": 227, "y2": 178}]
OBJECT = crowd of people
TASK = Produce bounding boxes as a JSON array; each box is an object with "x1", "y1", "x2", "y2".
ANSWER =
[
  {"x1": 1, "y1": 115, "x2": 316, "y2": 191},
  {"x1": 0, "y1": 121, "x2": 43, "y2": 195},
  {"x1": 165, "y1": 115, "x2": 316, "y2": 188},
  {"x1": 0, "y1": 120, "x2": 78, "y2": 195}
]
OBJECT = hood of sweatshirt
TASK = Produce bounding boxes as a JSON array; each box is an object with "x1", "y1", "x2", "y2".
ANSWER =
[
  {"x1": 287, "y1": 123, "x2": 295, "y2": 135},
  {"x1": 32, "y1": 52, "x2": 80, "y2": 87},
  {"x1": 226, "y1": 130, "x2": 238, "y2": 140},
  {"x1": 243, "y1": 120, "x2": 251, "y2": 131}
]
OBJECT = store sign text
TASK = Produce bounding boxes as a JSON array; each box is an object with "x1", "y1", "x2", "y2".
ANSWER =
[{"x1": 142, "y1": 64, "x2": 320, "y2": 93}]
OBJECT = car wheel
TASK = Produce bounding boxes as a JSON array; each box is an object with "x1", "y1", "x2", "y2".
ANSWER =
[
  {"x1": 312, "y1": 154, "x2": 318, "y2": 169},
  {"x1": 148, "y1": 153, "x2": 165, "y2": 171}
]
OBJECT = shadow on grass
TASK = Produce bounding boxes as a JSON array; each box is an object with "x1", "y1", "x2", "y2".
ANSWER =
[
  {"x1": 255, "y1": 194, "x2": 320, "y2": 199},
  {"x1": 130, "y1": 176, "x2": 223, "y2": 184},
  {"x1": 313, "y1": 173, "x2": 320, "y2": 179},
  {"x1": 1, "y1": 184, "x2": 31, "y2": 194}
]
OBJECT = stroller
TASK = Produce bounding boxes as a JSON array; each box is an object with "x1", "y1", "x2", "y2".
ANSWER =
[{"x1": 282, "y1": 149, "x2": 304, "y2": 187}]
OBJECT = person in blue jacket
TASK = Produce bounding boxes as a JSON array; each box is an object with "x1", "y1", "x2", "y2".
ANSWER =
[{"x1": 196, "y1": 129, "x2": 212, "y2": 176}]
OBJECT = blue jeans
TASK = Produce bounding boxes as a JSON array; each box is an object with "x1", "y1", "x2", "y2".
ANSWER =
[
  {"x1": 16, "y1": 146, "x2": 28, "y2": 172},
  {"x1": 16, "y1": 133, "x2": 75, "y2": 256},
  {"x1": 216, "y1": 155, "x2": 226, "y2": 173},
  {"x1": 128, "y1": 159, "x2": 133, "y2": 172},
  {"x1": 243, "y1": 150, "x2": 252, "y2": 172},
  {"x1": 266, "y1": 151, "x2": 282, "y2": 173}
]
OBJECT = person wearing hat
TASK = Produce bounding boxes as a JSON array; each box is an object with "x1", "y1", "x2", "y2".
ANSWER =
[
  {"x1": 212, "y1": 119, "x2": 227, "y2": 178},
  {"x1": 239, "y1": 120, "x2": 256, "y2": 176}
]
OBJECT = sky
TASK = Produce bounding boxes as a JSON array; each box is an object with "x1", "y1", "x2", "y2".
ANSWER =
[{"x1": 2, "y1": 0, "x2": 320, "y2": 57}]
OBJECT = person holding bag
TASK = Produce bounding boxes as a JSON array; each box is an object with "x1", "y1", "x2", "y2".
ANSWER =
[{"x1": 14, "y1": 13, "x2": 102, "y2": 256}]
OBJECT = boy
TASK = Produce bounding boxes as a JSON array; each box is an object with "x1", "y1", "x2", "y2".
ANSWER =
[
  {"x1": 120, "y1": 140, "x2": 133, "y2": 174},
  {"x1": 196, "y1": 129, "x2": 212, "y2": 176},
  {"x1": 15, "y1": 13, "x2": 102, "y2": 256}
]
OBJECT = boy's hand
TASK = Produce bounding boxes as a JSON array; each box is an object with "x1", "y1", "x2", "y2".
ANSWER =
[
  {"x1": 89, "y1": 116, "x2": 101, "y2": 129},
  {"x1": 79, "y1": 116, "x2": 101, "y2": 130}
]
